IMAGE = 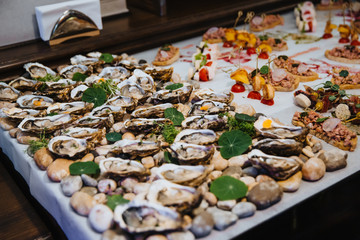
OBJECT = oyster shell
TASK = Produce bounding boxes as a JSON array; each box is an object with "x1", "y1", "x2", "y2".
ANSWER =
[
  {"x1": 48, "y1": 136, "x2": 88, "y2": 158},
  {"x1": 145, "y1": 67, "x2": 173, "y2": 83},
  {"x1": 252, "y1": 138, "x2": 303, "y2": 157},
  {"x1": 98, "y1": 66, "x2": 130, "y2": 80},
  {"x1": 70, "y1": 85, "x2": 88, "y2": 101},
  {"x1": 193, "y1": 88, "x2": 234, "y2": 104},
  {"x1": 2, "y1": 107, "x2": 41, "y2": 121},
  {"x1": 188, "y1": 100, "x2": 229, "y2": 116},
  {"x1": 23, "y1": 62, "x2": 56, "y2": 79},
  {"x1": 111, "y1": 139, "x2": 161, "y2": 157},
  {"x1": 124, "y1": 118, "x2": 172, "y2": 133},
  {"x1": 174, "y1": 129, "x2": 217, "y2": 145},
  {"x1": 248, "y1": 149, "x2": 303, "y2": 181},
  {"x1": 128, "y1": 69, "x2": 156, "y2": 93},
  {"x1": 70, "y1": 55, "x2": 98, "y2": 65},
  {"x1": 155, "y1": 163, "x2": 213, "y2": 187},
  {"x1": 74, "y1": 115, "x2": 114, "y2": 129},
  {"x1": 8, "y1": 77, "x2": 37, "y2": 91},
  {"x1": 0, "y1": 82, "x2": 21, "y2": 102},
  {"x1": 18, "y1": 114, "x2": 73, "y2": 133},
  {"x1": 131, "y1": 103, "x2": 173, "y2": 118},
  {"x1": 114, "y1": 201, "x2": 184, "y2": 234},
  {"x1": 254, "y1": 115, "x2": 308, "y2": 142},
  {"x1": 99, "y1": 157, "x2": 149, "y2": 177},
  {"x1": 43, "y1": 79, "x2": 76, "y2": 89},
  {"x1": 56, "y1": 127, "x2": 105, "y2": 141},
  {"x1": 117, "y1": 80, "x2": 149, "y2": 101},
  {"x1": 181, "y1": 114, "x2": 227, "y2": 131},
  {"x1": 46, "y1": 102, "x2": 93, "y2": 115},
  {"x1": 106, "y1": 95, "x2": 137, "y2": 112},
  {"x1": 17, "y1": 95, "x2": 54, "y2": 109},
  {"x1": 149, "y1": 83, "x2": 193, "y2": 104},
  {"x1": 90, "y1": 105, "x2": 125, "y2": 121},
  {"x1": 146, "y1": 179, "x2": 201, "y2": 212},
  {"x1": 169, "y1": 142, "x2": 215, "y2": 165},
  {"x1": 59, "y1": 64, "x2": 88, "y2": 79}
]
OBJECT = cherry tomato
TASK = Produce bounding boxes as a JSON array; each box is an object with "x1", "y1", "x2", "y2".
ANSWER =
[
  {"x1": 231, "y1": 83, "x2": 245, "y2": 93},
  {"x1": 339, "y1": 38, "x2": 350, "y2": 44},
  {"x1": 246, "y1": 47, "x2": 256, "y2": 55},
  {"x1": 351, "y1": 40, "x2": 360, "y2": 46},
  {"x1": 205, "y1": 61, "x2": 213, "y2": 67},
  {"x1": 223, "y1": 41, "x2": 232, "y2": 48},
  {"x1": 261, "y1": 98, "x2": 274, "y2": 106},
  {"x1": 199, "y1": 68, "x2": 209, "y2": 81},
  {"x1": 258, "y1": 52, "x2": 269, "y2": 59},
  {"x1": 308, "y1": 21, "x2": 313, "y2": 32},
  {"x1": 206, "y1": 53, "x2": 211, "y2": 60},
  {"x1": 322, "y1": 33, "x2": 332, "y2": 39},
  {"x1": 247, "y1": 91, "x2": 261, "y2": 100}
]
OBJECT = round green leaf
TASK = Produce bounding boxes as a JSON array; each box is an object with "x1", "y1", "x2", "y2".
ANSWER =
[
  {"x1": 106, "y1": 195, "x2": 129, "y2": 211},
  {"x1": 323, "y1": 81, "x2": 333, "y2": 88},
  {"x1": 69, "y1": 162, "x2": 100, "y2": 175},
  {"x1": 165, "y1": 83, "x2": 184, "y2": 91},
  {"x1": 210, "y1": 176, "x2": 248, "y2": 201},
  {"x1": 99, "y1": 53, "x2": 114, "y2": 63},
  {"x1": 82, "y1": 87, "x2": 107, "y2": 108},
  {"x1": 328, "y1": 95, "x2": 337, "y2": 102},
  {"x1": 164, "y1": 108, "x2": 184, "y2": 126},
  {"x1": 331, "y1": 84, "x2": 340, "y2": 91},
  {"x1": 218, "y1": 130, "x2": 252, "y2": 159},
  {"x1": 235, "y1": 113, "x2": 256, "y2": 122},
  {"x1": 72, "y1": 72, "x2": 87, "y2": 82},
  {"x1": 339, "y1": 70, "x2": 349, "y2": 77},
  {"x1": 260, "y1": 65, "x2": 269, "y2": 75},
  {"x1": 106, "y1": 132, "x2": 122, "y2": 142}
]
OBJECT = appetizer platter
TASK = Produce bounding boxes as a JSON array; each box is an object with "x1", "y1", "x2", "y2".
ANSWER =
[{"x1": 0, "y1": 4, "x2": 360, "y2": 240}]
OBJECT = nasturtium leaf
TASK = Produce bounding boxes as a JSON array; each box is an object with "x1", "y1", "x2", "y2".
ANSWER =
[
  {"x1": 331, "y1": 84, "x2": 340, "y2": 91},
  {"x1": 164, "y1": 108, "x2": 185, "y2": 126},
  {"x1": 210, "y1": 175, "x2": 248, "y2": 201},
  {"x1": 339, "y1": 90, "x2": 346, "y2": 97},
  {"x1": 69, "y1": 162, "x2": 100, "y2": 175},
  {"x1": 106, "y1": 132, "x2": 122, "y2": 142},
  {"x1": 328, "y1": 95, "x2": 337, "y2": 101},
  {"x1": 47, "y1": 112, "x2": 58, "y2": 116},
  {"x1": 316, "y1": 117, "x2": 329, "y2": 123},
  {"x1": 165, "y1": 83, "x2": 184, "y2": 91},
  {"x1": 324, "y1": 81, "x2": 333, "y2": 88},
  {"x1": 164, "y1": 151, "x2": 179, "y2": 164},
  {"x1": 106, "y1": 195, "x2": 129, "y2": 211},
  {"x1": 260, "y1": 65, "x2": 269, "y2": 75},
  {"x1": 218, "y1": 130, "x2": 252, "y2": 159},
  {"x1": 339, "y1": 70, "x2": 349, "y2": 77},
  {"x1": 235, "y1": 113, "x2": 256, "y2": 122},
  {"x1": 72, "y1": 72, "x2": 87, "y2": 82},
  {"x1": 99, "y1": 53, "x2": 114, "y2": 63},
  {"x1": 82, "y1": 87, "x2": 107, "y2": 108}
]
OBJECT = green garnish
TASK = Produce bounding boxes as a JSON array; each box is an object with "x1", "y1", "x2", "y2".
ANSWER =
[
  {"x1": 218, "y1": 130, "x2": 252, "y2": 159},
  {"x1": 161, "y1": 44, "x2": 171, "y2": 51},
  {"x1": 260, "y1": 65, "x2": 269, "y2": 75},
  {"x1": 300, "y1": 112, "x2": 308, "y2": 118},
  {"x1": 99, "y1": 53, "x2": 114, "y2": 63},
  {"x1": 47, "y1": 112, "x2": 59, "y2": 116},
  {"x1": 328, "y1": 95, "x2": 337, "y2": 101},
  {"x1": 278, "y1": 55, "x2": 288, "y2": 61},
  {"x1": 106, "y1": 195, "x2": 129, "y2": 211},
  {"x1": 28, "y1": 134, "x2": 49, "y2": 155},
  {"x1": 82, "y1": 87, "x2": 107, "y2": 108},
  {"x1": 330, "y1": 84, "x2": 340, "y2": 91},
  {"x1": 210, "y1": 176, "x2": 248, "y2": 201},
  {"x1": 339, "y1": 70, "x2": 349, "y2": 78},
  {"x1": 165, "y1": 83, "x2": 184, "y2": 91},
  {"x1": 72, "y1": 72, "x2": 87, "y2": 82},
  {"x1": 316, "y1": 117, "x2": 329, "y2": 123},
  {"x1": 275, "y1": 38, "x2": 281, "y2": 44},
  {"x1": 106, "y1": 132, "x2": 122, "y2": 142},
  {"x1": 164, "y1": 108, "x2": 184, "y2": 126},
  {"x1": 164, "y1": 151, "x2": 179, "y2": 165},
  {"x1": 69, "y1": 161, "x2": 100, "y2": 175},
  {"x1": 36, "y1": 73, "x2": 60, "y2": 82},
  {"x1": 323, "y1": 81, "x2": 333, "y2": 88},
  {"x1": 259, "y1": 35, "x2": 268, "y2": 41},
  {"x1": 161, "y1": 123, "x2": 180, "y2": 144},
  {"x1": 356, "y1": 104, "x2": 360, "y2": 108},
  {"x1": 94, "y1": 78, "x2": 119, "y2": 97}
]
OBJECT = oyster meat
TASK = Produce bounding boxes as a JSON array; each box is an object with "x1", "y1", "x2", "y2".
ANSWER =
[
  {"x1": 155, "y1": 163, "x2": 213, "y2": 187},
  {"x1": 252, "y1": 138, "x2": 303, "y2": 157},
  {"x1": 149, "y1": 83, "x2": 193, "y2": 104},
  {"x1": 117, "y1": 80, "x2": 149, "y2": 101},
  {"x1": 18, "y1": 114, "x2": 73, "y2": 133},
  {"x1": 8, "y1": 77, "x2": 37, "y2": 91},
  {"x1": 248, "y1": 149, "x2": 303, "y2": 181},
  {"x1": 131, "y1": 103, "x2": 173, "y2": 118},
  {"x1": 59, "y1": 64, "x2": 88, "y2": 79},
  {"x1": 128, "y1": 69, "x2": 156, "y2": 93},
  {"x1": 90, "y1": 105, "x2": 125, "y2": 121},
  {"x1": 169, "y1": 142, "x2": 215, "y2": 165},
  {"x1": 74, "y1": 115, "x2": 114, "y2": 129},
  {"x1": 193, "y1": 88, "x2": 234, "y2": 104},
  {"x1": 182, "y1": 114, "x2": 227, "y2": 131},
  {"x1": 99, "y1": 66, "x2": 130, "y2": 80},
  {"x1": 48, "y1": 136, "x2": 88, "y2": 158},
  {"x1": 2, "y1": 107, "x2": 41, "y2": 121},
  {"x1": 111, "y1": 139, "x2": 161, "y2": 157},
  {"x1": 99, "y1": 157, "x2": 149, "y2": 177},
  {"x1": 70, "y1": 54, "x2": 98, "y2": 65},
  {"x1": 17, "y1": 95, "x2": 54, "y2": 109},
  {"x1": 0, "y1": 82, "x2": 20, "y2": 101},
  {"x1": 114, "y1": 201, "x2": 184, "y2": 234},
  {"x1": 70, "y1": 85, "x2": 88, "y2": 101},
  {"x1": 23, "y1": 62, "x2": 56, "y2": 79},
  {"x1": 188, "y1": 100, "x2": 229, "y2": 116},
  {"x1": 124, "y1": 118, "x2": 172, "y2": 133},
  {"x1": 106, "y1": 95, "x2": 137, "y2": 112},
  {"x1": 56, "y1": 127, "x2": 105, "y2": 141},
  {"x1": 174, "y1": 129, "x2": 217, "y2": 145},
  {"x1": 46, "y1": 102, "x2": 93, "y2": 115}
]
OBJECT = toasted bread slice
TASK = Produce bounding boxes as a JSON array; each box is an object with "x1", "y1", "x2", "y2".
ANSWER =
[
  {"x1": 250, "y1": 16, "x2": 284, "y2": 32},
  {"x1": 204, "y1": 38, "x2": 223, "y2": 44},
  {"x1": 325, "y1": 50, "x2": 360, "y2": 64},
  {"x1": 273, "y1": 76, "x2": 300, "y2": 92},
  {"x1": 272, "y1": 43, "x2": 288, "y2": 51},
  {"x1": 330, "y1": 78, "x2": 360, "y2": 89},
  {"x1": 273, "y1": 63, "x2": 319, "y2": 82},
  {"x1": 152, "y1": 47, "x2": 180, "y2": 66}
]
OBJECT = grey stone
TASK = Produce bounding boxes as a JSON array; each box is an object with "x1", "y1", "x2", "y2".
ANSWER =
[
  {"x1": 81, "y1": 174, "x2": 98, "y2": 187},
  {"x1": 321, "y1": 149, "x2": 347, "y2": 171},
  {"x1": 222, "y1": 166, "x2": 242, "y2": 180},
  {"x1": 60, "y1": 175, "x2": 83, "y2": 197},
  {"x1": 232, "y1": 202, "x2": 256, "y2": 218},
  {"x1": 80, "y1": 186, "x2": 98, "y2": 196},
  {"x1": 247, "y1": 181, "x2": 283, "y2": 210},
  {"x1": 206, "y1": 207, "x2": 237, "y2": 231},
  {"x1": 242, "y1": 166, "x2": 258, "y2": 178},
  {"x1": 190, "y1": 211, "x2": 214, "y2": 238},
  {"x1": 167, "y1": 231, "x2": 195, "y2": 240}
]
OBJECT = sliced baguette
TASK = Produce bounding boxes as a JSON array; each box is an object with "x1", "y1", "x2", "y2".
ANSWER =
[
  {"x1": 330, "y1": 78, "x2": 360, "y2": 89},
  {"x1": 272, "y1": 76, "x2": 300, "y2": 92},
  {"x1": 325, "y1": 50, "x2": 360, "y2": 64},
  {"x1": 273, "y1": 63, "x2": 319, "y2": 82},
  {"x1": 152, "y1": 47, "x2": 180, "y2": 66}
]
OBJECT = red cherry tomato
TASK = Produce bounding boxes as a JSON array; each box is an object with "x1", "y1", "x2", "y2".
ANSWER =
[
  {"x1": 231, "y1": 83, "x2": 245, "y2": 93},
  {"x1": 322, "y1": 33, "x2": 332, "y2": 39},
  {"x1": 246, "y1": 47, "x2": 256, "y2": 55},
  {"x1": 206, "y1": 53, "x2": 211, "y2": 60},
  {"x1": 199, "y1": 68, "x2": 209, "y2": 81},
  {"x1": 223, "y1": 41, "x2": 232, "y2": 48},
  {"x1": 339, "y1": 38, "x2": 350, "y2": 43},
  {"x1": 205, "y1": 61, "x2": 213, "y2": 67},
  {"x1": 258, "y1": 52, "x2": 269, "y2": 59},
  {"x1": 247, "y1": 91, "x2": 261, "y2": 100},
  {"x1": 351, "y1": 40, "x2": 360, "y2": 46},
  {"x1": 261, "y1": 98, "x2": 274, "y2": 106}
]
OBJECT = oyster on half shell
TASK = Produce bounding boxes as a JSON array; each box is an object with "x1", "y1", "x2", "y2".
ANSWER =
[
  {"x1": 252, "y1": 138, "x2": 303, "y2": 157},
  {"x1": 193, "y1": 88, "x2": 234, "y2": 104},
  {"x1": 99, "y1": 157, "x2": 149, "y2": 177},
  {"x1": 18, "y1": 114, "x2": 73, "y2": 133},
  {"x1": 131, "y1": 103, "x2": 173, "y2": 118},
  {"x1": 2, "y1": 108, "x2": 41, "y2": 121},
  {"x1": 188, "y1": 100, "x2": 230, "y2": 116},
  {"x1": 174, "y1": 129, "x2": 217, "y2": 145},
  {"x1": 248, "y1": 149, "x2": 303, "y2": 181},
  {"x1": 8, "y1": 77, "x2": 37, "y2": 91},
  {"x1": 181, "y1": 114, "x2": 227, "y2": 131},
  {"x1": 48, "y1": 136, "x2": 88, "y2": 158},
  {"x1": 149, "y1": 83, "x2": 193, "y2": 104},
  {"x1": 17, "y1": 95, "x2": 54, "y2": 109},
  {"x1": 124, "y1": 118, "x2": 172, "y2": 133},
  {"x1": 169, "y1": 142, "x2": 215, "y2": 165},
  {"x1": 23, "y1": 62, "x2": 56, "y2": 79},
  {"x1": 0, "y1": 82, "x2": 20, "y2": 102}
]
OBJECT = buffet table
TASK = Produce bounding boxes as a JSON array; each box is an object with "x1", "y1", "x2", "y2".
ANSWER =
[{"x1": 1, "y1": 7, "x2": 359, "y2": 240}]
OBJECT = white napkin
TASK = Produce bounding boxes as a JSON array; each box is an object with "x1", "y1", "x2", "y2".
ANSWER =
[{"x1": 35, "y1": 0, "x2": 103, "y2": 41}]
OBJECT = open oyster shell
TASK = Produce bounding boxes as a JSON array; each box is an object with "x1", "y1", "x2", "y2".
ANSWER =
[
  {"x1": 181, "y1": 114, "x2": 227, "y2": 131},
  {"x1": 74, "y1": 115, "x2": 114, "y2": 129},
  {"x1": 59, "y1": 64, "x2": 88, "y2": 79},
  {"x1": 17, "y1": 95, "x2": 54, "y2": 109},
  {"x1": 23, "y1": 62, "x2": 56, "y2": 79},
  {"x1": 145, "y1": 67, "x2": 173, "y2": 83},
  {"x1": 192, "y1": 88, "x2": 234, "y2": 104},
  {"x1": 155, "y1": 163, "x2": 213, "y2": 187},
  {"x1": 18, "y1": 114, "x2": 73, "y2": 133},
  {"x1": 99, "y1": 157, "x2": 149, "y2": 177},
  {"x1": 169, "y1": 142, "x2": 215, "y2": 165},
  {"x1": 146, "y1": 179, "x2": 201, "y2": 213},
  {"x1": 2, "y1": 107, "x2": 41, "y2": 121},
  {"x1": 149, "y1": 83, "x2": 193, "y2": 104},
  {"x1": 174, "y1": 129, "x2": 217, "y2": 145},
  {"x1": 106, "y1": 95, "x2": 138, "y2": 112},
  {"x1": 188, "y1": 100, "x2": 230, "y2": 116},
  {"x1": 98, "y1": 66, "x2": 130, "y2": 80},
  {"x1": 55, "y1": 127, "x2": 105, "y2": 142},
  {"x1": 128, "y1": 69, "x2": 156, "y2": 93},
  {"x1": 70, "y1": 54, "x2": 98, "y2": 65},
  {"x1": 8, "y1": 77, "x2": 38, "y2": 91},
  {"x1": 252, "y1": 138, "x2": 303, "y2": 157},
  {"x1": 46, "y1": 102, "x2": 93, "y2": 115},
  {"x1": 111, "y1": 139, "x2": 161, "y2": 157},
  {"x1": 114, "y1": 201, "x2": 184, "y2": 234},
  {"x1": 131, "y1": 103, "x2": 173, "y2": 118},
  {"x1": 124, "y1": 118, "x2": 172, "y2": 133},
  {"x1": 117, "y1": 80, "x2": 149, "y2": 101},
  {"x1": 70, "y1": 85, "x2": 88, "y2": 101},
  {"x1": 48, "y1": 136, "x2": 88, "y2": 158},
  {"x1": 89, "y1": 105, "x2": 125, "y2": 121},
  {"x1": 248, "y1": 149, "x2": 303, "y2": 181},
  {"x1": 0, "y1": 82, "x2": 21, "y2": 102}
]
